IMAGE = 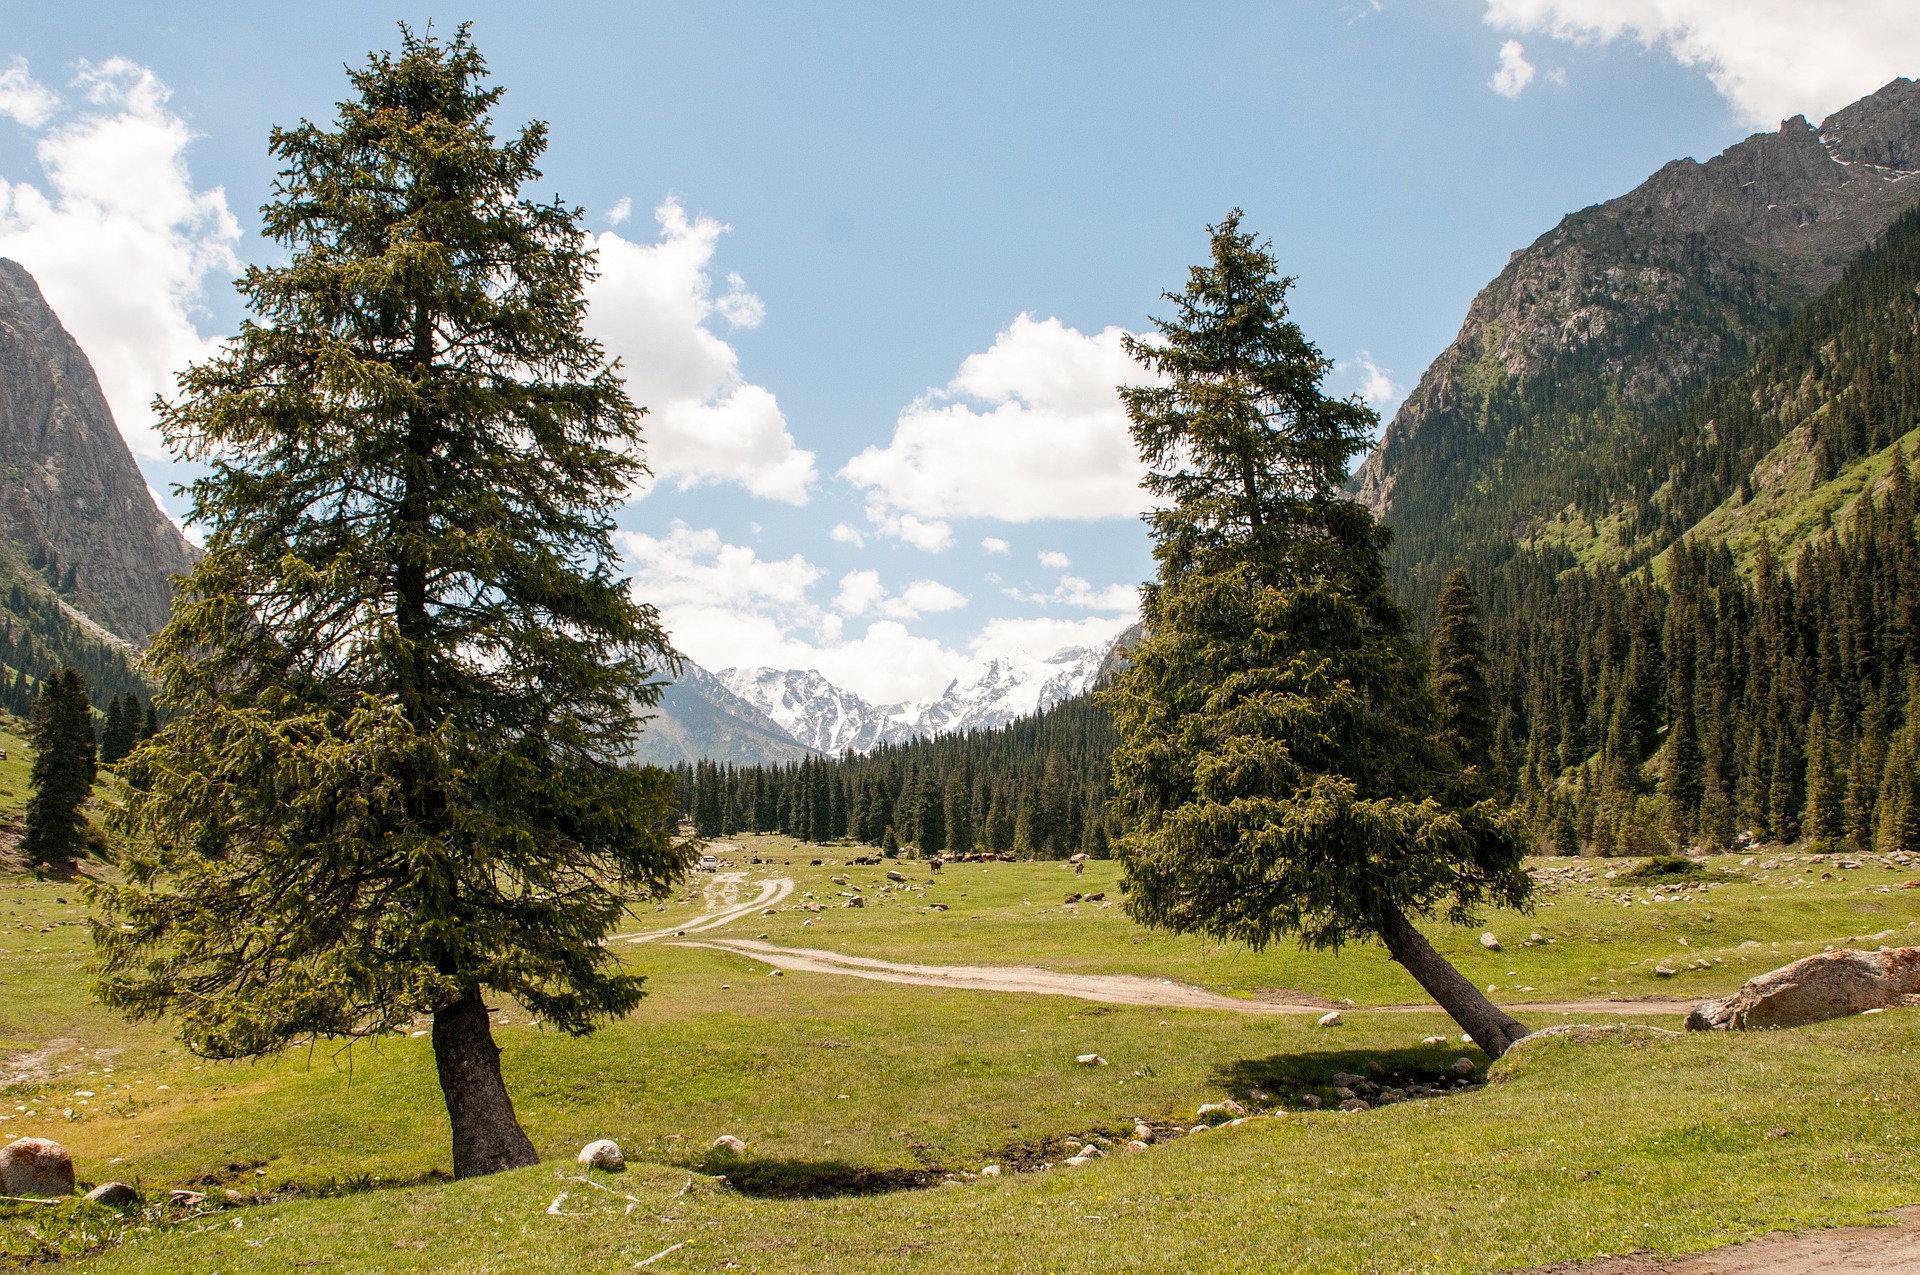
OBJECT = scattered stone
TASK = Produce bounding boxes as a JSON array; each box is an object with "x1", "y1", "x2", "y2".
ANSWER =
[
  {"x1": 1124, "y1": 1139, "x2": 1150, "y2": 1153},
  {"x1": 169, "y1": 1190, "x2": 208, "y2": 1207},
  {"x1": 223, "y1": 1188, "x2": 247, "y2": 1205},
  {"x1": 803, "y1": 902, "x2": 822, "y2": 913},
  {"x1": 1132, "y1": 1124, "x2": 1154, "y2": 1143},
  {"x1": 1338, "y1": 1099, "x2": 1371, "y2": 1113},
  {"x1": 843, "y1": 896, "x2": 865, "y2": 908},
  {"x1": 1300, "y1": 1094, "x2": 1322, "y2": 1109},
  {"x1": 1529, "y1": 933, "x2": 1544, "y2": 944},
  {"x1": 1687, "y1": 945, "x2": 1920, "y2": 1031},
  {"x1": 980, "y1": 1164, "x2": 1001, "y2": 1177},
  {"x1": 1654, "y1": 965, "x2": 1677, "y2": 977},
  {"x1": 1196, "y1": 1100, "x2": 1246, "y2": 1122},
  {"x1": 887, "y1": 870, "x2": 906, "y2": 882},
  {"x1": 1063, "y1": 1154, "x2": 1093, "y2": 1168},
  {"x1": 768, "y1": 969, "x2": 783, "y2": 977},
  {"x1": 577, "y1": 1139, "x2": 625, "y2": 1170},
  {"x1": 1075, "y1": 1053, "x2": 1108, "y2": 1066},
  {"x1": 1480, "y1": 932, "x2": 1501, "y2": 951},
  {"x1": 1421, "y1": 1036, "x2": 1449, "y2": 1045},
  {"x1": 1766, "y1": 1127, "x2": 1793, "y2": 1139},
  {"x1": 0, "y1": 1137, "x2": 74, "y2": 1197},
  {"x1": 1451, "y1": 1058, "x2": 1477, "y2": 1075},
  {"x1": 1189, "y1": 1125, "x2": 1210, "y2": 1135},
  {"x1": 1317, "y1": 1010, "x2": 1342, "y2": 1027},
  {"x1": 710, "y1": 1135, "x2": 749, "y2": 1154},
  {"x1": 83, "y1": 1182, "x2": 138, "y2": 1207}
]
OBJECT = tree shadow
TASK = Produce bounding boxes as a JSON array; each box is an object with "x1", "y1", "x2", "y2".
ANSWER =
[
  {"x1": 1210, "y1": 1043, "x2": 1484, "y2": 1111},
  {"x1": 695, "y1": 1152, "x2": 942, "y2": 1199}
]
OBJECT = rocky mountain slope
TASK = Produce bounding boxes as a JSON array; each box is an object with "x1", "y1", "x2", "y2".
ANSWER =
[
  {"x1": 0, "y1": 259, "x2": 197, "y2": 646},
  {"x1": 623, "y1": 660, "x2": 815, "y2": 767},
  {"x1": 1353, "y1": 77, "x2": 1920, "y2": 607}
]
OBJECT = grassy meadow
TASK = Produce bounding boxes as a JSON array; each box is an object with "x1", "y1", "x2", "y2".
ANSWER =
[{"x1": 1, "y1": 833, "x2": 1917, "y2": 1271}]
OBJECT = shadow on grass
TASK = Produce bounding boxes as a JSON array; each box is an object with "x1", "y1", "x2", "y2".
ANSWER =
[
  {"x1": 1211, "y1": 1044, "x2": 1483, "y2": 1110},
  {"x1": 694, "y1": 1151, "x2": 941, "y2": 1199}
]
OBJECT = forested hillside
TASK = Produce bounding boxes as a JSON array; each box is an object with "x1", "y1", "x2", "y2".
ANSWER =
[{"x1": 673, "y1": 692, "x2": 1120, "y2": 857}]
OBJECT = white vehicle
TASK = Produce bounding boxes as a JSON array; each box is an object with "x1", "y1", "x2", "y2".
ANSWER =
[{"x1": 697, "y1": 854, "x2": 718, "y2": 872}]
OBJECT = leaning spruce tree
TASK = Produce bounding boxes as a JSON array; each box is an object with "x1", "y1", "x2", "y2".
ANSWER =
[
  {"x1": 1103, "y1": 212, "x2": 1535, "y2": 1058},
  {"x1": 90, "y1": 28, "x2": 688, "y2": 1178}
]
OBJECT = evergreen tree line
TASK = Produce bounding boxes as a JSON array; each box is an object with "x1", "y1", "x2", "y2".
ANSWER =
[
  {"x1": 22, "y1": 667, "x2": 97, "y2": 865},
  {"x1": 0, "y1": 587, "x2": 152, "y2": 720},
  {"x1": 1485, "y1": 449, "x2": 1920, "y2": 854},
  {"x1": 673, "y1": 694, "x2": 1121, "y2": 858}
]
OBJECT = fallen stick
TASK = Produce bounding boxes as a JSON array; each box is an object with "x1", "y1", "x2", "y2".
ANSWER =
[
  {"x1": 0, "y1": 1195, "x2": 62, "y2": 1205},
  {"x1": 635, "y1": 1240, "x2": 687, "y2": 1267}
]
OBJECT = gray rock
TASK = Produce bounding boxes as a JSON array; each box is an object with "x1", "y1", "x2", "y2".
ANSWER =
[
  {"x1": 710, "y1": 1134, "x2": 749, "y2": 1154},
  {"x1": 0, "y1": 1137, "x2": 74, "y2": 1198},
  {"x1": 1451, "y1": 1057, "x2": 1477, "y2": 1075},
  {"x1": 83, "y1": 1181, "x2": 138, "y2": 1207},
  {"x1": 1075, "y1": 1053, "x2": 1108, "y2": 1066},
  {"x1": 1480, "y1": 932, "x2": 1501, "y2": 950},
  {"x1": 1196, "y1": 1100, "x2": 1246, "y2": 1121},
  {"x1": 1338, "y1": 1099, "x2": 1371, "y2": 1113},
  {"x1": 1688, "y1": 946, "x2": 1920, "y2": 1031},
  {"x1": 577, "y1": 1139, "x2": 625, "y2": 1170},
  {"x1": 1316, "y1": 1010, "x2": 1342, "y2": 1027}
]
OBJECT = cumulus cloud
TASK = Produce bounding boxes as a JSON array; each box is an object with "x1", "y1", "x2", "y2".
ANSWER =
[
  {"x1": 1037, "y1": 549, "x2": 1071, "y2": 569},
  {"x1": 981, "y1": 536, "x2": 1009, "y2": 554},
  {"x1": 0, "y1": 59, "x2": 58, "y2": 127},
  {"x1": 605, "y1": 196, "x2": 632, "y2": 226},
  {"x1": 1006, "y1": 573, "x2": 1141, "y2": 614},
  {"x1": 1345, "y1": 350, "x2": 1404, "y2": 423},
  {"x1": 586, "y1": 199, "x2": 817, "y2": 504},
  {"x1": 1489, "y1": 39, "x2": 1537, "y2": 98},
  {"x1": 829, "y1": 522, "x2": 865, "y2": 547},
  {"x1": 1484, "y1": 0, "x2": 1920, "y2": 125},
  {"x1": 841, "y1": 314, "x2": 1155, "y2": 544},
  {"x1": 833, "y1": 569, "x2": 967, "y2": 620},
  {"x1": 0, "y1": 58, "x2": 240, "y2": 460}
]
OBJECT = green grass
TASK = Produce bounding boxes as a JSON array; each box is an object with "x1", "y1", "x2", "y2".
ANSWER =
[
  {"x1": 0, "y1": 716, "x2": 29, "y2": 823},
  {"x1": 2, "y1": 846, "x2": 1917, "y2": 1272}
]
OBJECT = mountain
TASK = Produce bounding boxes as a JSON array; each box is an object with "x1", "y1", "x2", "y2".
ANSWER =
[
  {"x1": 0, "y1": 259, "x2": 197, "y2": 646},
  {"x1": 1352, "y1": 77, "x2": 1920, "y2": 609},
  {"x1": 623, "y1": 659, "x2": 816, "y2": 767},
  {"x1": 717, "y1": 640, "x2": 1118, "y2": 756}
]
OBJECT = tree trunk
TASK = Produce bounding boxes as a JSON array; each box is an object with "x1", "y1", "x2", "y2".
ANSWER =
[
  {"x1": 432, "y1": 986, "x2": 539, "y2": 1179},
  {"x1": 1376, "y1": 902, "x2": 1531, "y2": 1058}
]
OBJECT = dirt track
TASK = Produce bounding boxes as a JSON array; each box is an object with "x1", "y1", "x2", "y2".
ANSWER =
[{"x1": 1514, "y1": 1207, "x2": 1920, "y2": 1274}]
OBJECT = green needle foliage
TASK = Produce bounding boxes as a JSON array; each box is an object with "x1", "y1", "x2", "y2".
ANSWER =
[
  {"x1": 89, "y1": 26, "x2": 687, "y2": 1177},
  {"x1": 1431, "y1": 566, "x2": 1495, "y2": 775},
  {"x1": 1104, "y1": 212, "x2": 1534, "y2": 1055},
  {"x1": 23, "y1": 667, "x2": 96, "y2": 866}
]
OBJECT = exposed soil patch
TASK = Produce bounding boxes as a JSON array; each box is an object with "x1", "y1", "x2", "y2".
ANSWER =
[
  {"x1": 0, "y1": 1038, "x2": 82, "y2": 1088},
  {"x1": 1514, "y1": 1206, "x2": 1920, "y2": 1274}
]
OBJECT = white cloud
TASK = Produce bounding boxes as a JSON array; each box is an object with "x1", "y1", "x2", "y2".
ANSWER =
[
  {"x1": 1484, "y1": 0, "x2": 1920, "y2": 126},
  {"x1": 833, "y1": 569, "x2": 968, "y2": 620},
  {"x1": 969, "y1": 614, "x2": 1134, "y2": 661},
  {"x1": 1006, "y1": 573, "x2": 1141, "y2": 614},
  {"x1": 829, "y1": 522, "x2": 865, "y2": 547},
  {"x1": 981, "y1": 536, "x2": 1009, "y2": 554},
  {"x1": 0, "y1": 58, "x2": 240, "y2": 460},
  {"x1": 1037, "y1": 549, "x2": 1071, "y2": 569},
  {"x1": 605, "y1": 196, "x2": 632, "y2": 226},
  {"x1": 1489, "y1": 39, "x2": 1537, "y2": 99},
  {"x1": 842, "y1": 314, "x2": 1155, "y2": 543},
  {"x1": 1345, "y1": 350, "x2": 1404, "y2": 421},
  {"x1": 0, "y1": 59, "x2": 58, "y2": 127},
  {"x1": 864, "y1": 503, "x2": 955, "y2": 552},
  {"x1": 586, "y1": 199, "x2": 817, "y2": 504}
]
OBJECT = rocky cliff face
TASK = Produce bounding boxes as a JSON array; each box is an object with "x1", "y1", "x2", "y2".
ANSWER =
[
  {"x1": 1352, "y1": 78, "x2": 1920, "y2": 599},
  {"x1": 0, "y1": 259, "x2": 197, "y2": 644}
]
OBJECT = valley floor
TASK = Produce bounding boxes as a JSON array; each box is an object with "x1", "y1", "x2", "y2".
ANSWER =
[{"x1": 2, "y1": 841, "x2": 1917, "y2": 1273}]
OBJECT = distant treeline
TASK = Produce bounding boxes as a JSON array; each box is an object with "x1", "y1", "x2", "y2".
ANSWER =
[
  {"x1": 671, "y1": 694, "x2": 1121, "y2": 856},
  {"x1": 1, "y1": 585, "x2": 151, "y2": 721},
  {"x1": 1488, "y1": 456, "x2": 1920, "y2": 854}
]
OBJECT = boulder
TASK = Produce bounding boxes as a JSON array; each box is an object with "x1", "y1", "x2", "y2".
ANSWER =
[
  {"x1": 710, "y1": 1134, "x2": 749, "y2": 1154},
  {"x1": 980, "y1": 1163, "x2": 1001, "y2": 1177},
  {"x1": 1074, "y1": 1053, "x2": 1108, "y2": 1066},
  {"x1": 1316, "y1": 1010, "x2": 1342, "y2": 1027},
  {"x1": 84, "y1": 1182, "x2": 138, "y2": 1207},
  {"x1": 1451, "y1": 1058, "x2": 1477, "y2": 1075},
  {"x1": 1124, "y1": 1139, "x2": 1151, "y2": 1153},
  {"x1": 577, "y1": 1139, "x2": 625, "y2": 1170},
  {"x1": 1480, "y1": 932, "x2": 1501, "y2": 951},
  {"x1": 0, "y1": 1137, "x2": 74, "y2": 1198},
  {"x1": 1686, "y1": 945, "x2": 1920, "y2": 1031},
  {"x1": 1196, "y1": 1100, "x2": 1246, "y2": 1122}
]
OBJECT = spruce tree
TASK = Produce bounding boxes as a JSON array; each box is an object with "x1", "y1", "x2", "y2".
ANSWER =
[
  {"x1": 23, "y1": 669, "x2": 96, "y2": 864},
  {"x1": 1104, "y1": 212, "x2": 1533, "y2": 1057},
  {"x1": 89, "y1": 28, "x2": 686, "y2": 1180},
  {"x1": 944, "y1": 772, "x2": 974, "y2": 854},
  {"x1": 1430, "y1": 567, "x2": 1494, "y2": 773}
]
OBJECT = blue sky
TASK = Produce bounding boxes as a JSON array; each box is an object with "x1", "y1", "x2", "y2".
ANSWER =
[{"x1": 3, "y1": 2, "x2": 1914, "y2": 702}]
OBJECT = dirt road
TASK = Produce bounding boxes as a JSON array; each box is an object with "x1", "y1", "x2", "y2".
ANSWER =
[
  {"x1": 1516, "y1": 1207, "x2": 1920, "y2": 1274},
  {"x1": 637, "y1": 873, "x2": 1690, "y2": 1016}
]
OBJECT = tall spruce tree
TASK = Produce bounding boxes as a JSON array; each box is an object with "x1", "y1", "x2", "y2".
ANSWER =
[
  {"x1": 1430, "y1": 567, "x2": 1494, "y2": 773},
  {"x1": 23, "y1": 668, "x2": 96, "y2": 864},
  {"x1": 89, "y1": 28, "x2": 686, "y2": 1179},
  {"x1": 1104, "y1": 212, "x2": 1533, "y2": 1057}
]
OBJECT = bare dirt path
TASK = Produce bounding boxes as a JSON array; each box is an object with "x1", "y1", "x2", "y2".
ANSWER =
[
  {"x1": 610, "y1": 869, "x2": 793, "y2": 944},
  {"x1": 1515, "y1": 1207, "x2": 1920, "y2": 1274},
  {"x1": 660, "y1": 892, "x2": 1689, "y2": 1016}
]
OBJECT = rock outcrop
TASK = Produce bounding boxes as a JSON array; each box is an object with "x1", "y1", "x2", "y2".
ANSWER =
[
  {"x1": 0, "y1": 258, "x2": 197, "y2": 644},
  {"x1": 1686, "y1": 945, "x2": 1920, "y2": 1031}
]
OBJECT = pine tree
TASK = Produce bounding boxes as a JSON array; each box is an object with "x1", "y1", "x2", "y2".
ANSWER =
[
  {"x1": 1431, "y1": 567, "x2": 1494, "y2": 773},
  {"x1": 23, "y1": 668, "x2": 96, "y2": 864},
  {"x1": 944, "y1": 771, "x2": 974, "y2": 854},
  {"x1": 89, "y1": 28, "x2": 685, "y2": 1181},
  {"x1": 1103, "y1": 212, "x2": 1532, "y2": 1057}
]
